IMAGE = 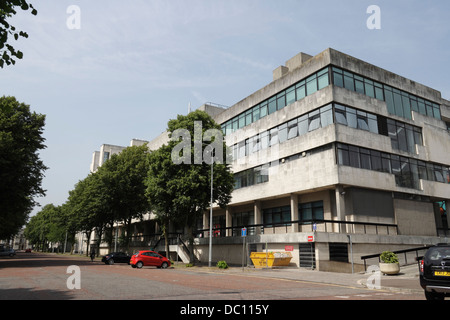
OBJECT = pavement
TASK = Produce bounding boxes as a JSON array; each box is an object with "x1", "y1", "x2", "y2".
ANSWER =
[{"x1": 181, "y1": 263, "x2": 423, "y2": 295}]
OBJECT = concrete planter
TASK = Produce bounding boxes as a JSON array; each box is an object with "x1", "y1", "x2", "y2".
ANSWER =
[{"x1": 379, "y1": 262, "x2": 400, "y2": 275}]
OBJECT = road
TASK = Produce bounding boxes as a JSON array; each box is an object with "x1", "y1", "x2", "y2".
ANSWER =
[{"x1": 0, "y1": 252, "x2": 424, "y2": 302}]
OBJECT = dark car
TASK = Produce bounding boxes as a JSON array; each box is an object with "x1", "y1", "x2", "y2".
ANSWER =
[
  {"x1": 101, "y1": 252, "x2": 131, "y2": 265},
  {"x1": 419, "y1": 243, "x2": 450, "y2": 300}
]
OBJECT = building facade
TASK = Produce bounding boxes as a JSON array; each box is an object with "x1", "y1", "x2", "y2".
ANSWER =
[{"x1": 90, "y1": 48, "x2": 450, "y2": 272}]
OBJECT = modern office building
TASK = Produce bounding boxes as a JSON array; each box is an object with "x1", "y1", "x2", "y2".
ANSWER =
[{"x1": 90, "y1": 48, "x2": 450, "y2": 272}]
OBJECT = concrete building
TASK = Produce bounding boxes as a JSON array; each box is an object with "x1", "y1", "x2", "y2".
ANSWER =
[{"x1": 90, "y1": 48, "x2": 450, "y2": 272}]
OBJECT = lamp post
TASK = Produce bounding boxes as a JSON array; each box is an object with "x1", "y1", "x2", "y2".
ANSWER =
[{"x1": 209, "y1": 160, "x2": 213, "y2": 267}]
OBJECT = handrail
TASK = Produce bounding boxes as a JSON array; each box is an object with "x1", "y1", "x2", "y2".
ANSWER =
[
  {"x1": 194, "y1": 219, "x2": 398, "y2": 237},
  {"x1": 360, "y1": 246, "x2": 433, "y2": 271}
]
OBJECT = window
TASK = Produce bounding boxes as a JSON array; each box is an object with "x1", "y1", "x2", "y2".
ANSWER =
[
  {"x1": 308, "y1": 109, "x2": 321, "y2": 132},
  {"x1": 263, "y1": 206, "x2": 291, "y2": 227},
  {"x1": 306, "y1": 74, "x2": 317, "y2": 95},
  {"x1": 328, "y1": 66, "x2": 441, "y2": 121},
  {"x1": 320, "y1": 104, "x2": 333, "y2": 128},
  {"x1": 278, "y1": 123, "x2": 288, "y2": 143},
  {"x1": 287, "y1": 119, "x2": 298, "y2": 140},
  {"x1": 299, "y1": 201, "x2": 324, "y2": 222},
  {"x1": 221, "y1": 68, "x2": 330, "y2": 135}
]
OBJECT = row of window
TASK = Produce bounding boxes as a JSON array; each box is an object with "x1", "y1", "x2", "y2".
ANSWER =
[
  {"x1": 336, "y1": 143, "x2": 450, "y2": 189},
  {"x1": 230, "y1": 104, "x2": 333, "y2": 161},
  {"x1": 234, "y1": 164, "x2": 269, "y2": 189},
  {"x1": 332, "y1": 67, "x2": 441, "y2": 120},
  {"x1": 221, "y1": 68, "x2": 330, "y2": 135},
  {"x1": 230, "y1": 103, "x2": 424, "y2": 164},
  {"x1": 263, "y1": 201, "x2": 324, "y2": 227}
]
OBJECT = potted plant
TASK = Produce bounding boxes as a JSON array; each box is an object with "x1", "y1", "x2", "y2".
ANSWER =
[{"x1": 379, "y1": 251, "x2": 400, "y2": 275}]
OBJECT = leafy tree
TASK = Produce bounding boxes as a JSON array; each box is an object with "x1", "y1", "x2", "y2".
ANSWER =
[
  {"x1": 146, "y1": 110, "x2": 234, "y2": 263},
  {"x1": 98, "y1": 144, "x2": 151, "y2": 252},
  {"x1": 0, "y1": 96, "x2": 47, "y2": 239},
  {"x1": 65, "y1": 172, "x2": 113, "y2": 256},
  {"x1": 0, "y1": 0, "x2": 37, "y2": 67}
]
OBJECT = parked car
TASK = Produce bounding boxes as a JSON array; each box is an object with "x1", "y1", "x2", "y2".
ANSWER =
[
  {"x1": 101, "y1": 252, "x2": 131, "y2": 265},
  {"x1": 419, "y1": 243, "x2": 450, "y2": 300},
  {"x1": 0, "y1": 248, "x2": 16, "y2": 257},
  {"x1": 25, "y1": 248, "x2": 32, "y2": 253},
  {"x1": 130, "y1": 250, "x2": 170, "y2": 269}
]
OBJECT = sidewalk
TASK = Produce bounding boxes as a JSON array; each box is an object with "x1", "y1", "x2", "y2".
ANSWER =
[{"x1": 182, "y1": 263, "x2": 423, "y2": 294}]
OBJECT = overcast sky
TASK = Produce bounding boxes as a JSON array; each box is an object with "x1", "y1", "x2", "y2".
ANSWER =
[{"x1": 2, "y1": 0, "x2": 449, "y2": 216}]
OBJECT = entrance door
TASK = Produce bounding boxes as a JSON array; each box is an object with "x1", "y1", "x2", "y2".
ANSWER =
[{"x1": 299, "y1": 243, "x2": 316, "y2": 269}]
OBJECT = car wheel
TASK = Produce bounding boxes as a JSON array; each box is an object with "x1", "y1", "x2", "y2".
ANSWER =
[
  {"x1": 161, "y1": 261, "x2": 169, "y2": 269},
  {"x1": 136, "y1": 261, "x2": 144, "y2": 269},
  {"x1": 425, "y1": 290, "x2": 445, "y2": 300},
  {"x1": 108, "y1": 259, "x2": 114, "y2": 265}
]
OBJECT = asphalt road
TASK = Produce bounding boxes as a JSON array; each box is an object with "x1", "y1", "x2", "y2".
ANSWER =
[{"x1": 0, "y1": 252, "x2": 424, "y2": 302}]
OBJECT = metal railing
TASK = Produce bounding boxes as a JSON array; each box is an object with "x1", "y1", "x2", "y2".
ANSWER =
[
  {"x1": 194, "y1": 219, "x2": 399, "y2": 238},
  {"x1": 360, "y1": 246, "x2": 432, "y2": 271}
]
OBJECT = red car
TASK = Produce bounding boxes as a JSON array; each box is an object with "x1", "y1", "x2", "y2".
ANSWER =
[{"x1": 130, "y1": 250, "x2": 171, "y2": 269}]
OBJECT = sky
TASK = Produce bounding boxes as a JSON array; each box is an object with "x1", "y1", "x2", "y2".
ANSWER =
[{"x1": 1, "y1": 0, "x2": 449, "y2": 217}]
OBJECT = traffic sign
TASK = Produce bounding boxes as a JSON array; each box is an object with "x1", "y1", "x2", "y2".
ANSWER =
[
  {"x1": 307, "y1": 235, "x2": 314, "y2": 242},
  {"x1": 241, "y1": 227, "x2": 247, "y2": 237}
]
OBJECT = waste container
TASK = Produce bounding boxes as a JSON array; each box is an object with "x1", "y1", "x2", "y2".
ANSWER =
[{"x1": 250, "y1": 252, "x2": 292, "y2": 268}]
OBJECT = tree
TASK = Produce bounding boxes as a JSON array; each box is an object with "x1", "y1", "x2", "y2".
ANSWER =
[
  {"x1": 146, "y1": 110, "x2": 234, "y2": 263},
  {"x1": 98, "y1": 144, "x2": 151, "y2": 252},
  {"x1": 0, "y1": 96, "x2": 47, "y2": 239},
  {"x1": 0, "y1": 0, "x2": 37, "y2": 67}
]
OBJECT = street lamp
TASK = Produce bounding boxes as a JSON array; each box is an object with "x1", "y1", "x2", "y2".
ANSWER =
[{"x1": 209, "y1": 159, "x2": 213, "y2": 267}]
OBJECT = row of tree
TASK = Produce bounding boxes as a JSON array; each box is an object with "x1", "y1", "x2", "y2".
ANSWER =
[{"x1": 24, "y1": 110, "x2": 235, "y2": 262}]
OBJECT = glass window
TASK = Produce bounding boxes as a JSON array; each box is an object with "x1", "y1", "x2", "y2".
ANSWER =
[
  {"x1": 238, "y1": 114, "x2": 245, "y2": 129},
  {"x1": 333, "y1": 71, "x2": 344, "y2": 87},
  {"x1": 413, "y1": 128, "x2": 423, "y2": 146},
  {"x1": 287, "y1": 119, "x2": 298, "y2": 140},
  {"x1": 318, "y1": 71, "x2": 329, "y2": 90},
  {"x1": 260, "y1": 102, "x2": 268, "y2": 118},
  {"x1": 337, "y1": 144, "x2": 350, "y2": 166},
  {"x1": 364, "y1": 79, "x2": 375, "y2": 98},
  {"x1": 425, "y1": 101, "x2": 433, "y2": 117},
  {"x1": 269, "y1": 128, "x2": 278, "y2": 146},
  {"x1": 344, "y1": 73, "x2": 355, "y2": 91},
  {"x1": 286, "y1": 87, "x2": 296, "y2": 105},
  {"x1": 410, "y1": 99, "x2": 418, "y2": 112},
  {"x1": 298, "y1": 115, "x2": 308, "y2": 135},
  {"x1": 252, "y1": 105, "x2": 260, "y2": 122},
  {"x1": 349, "y1": 146, "x2": 360, "y2": 168},
  {"x1": 335, "y1": 104, "x2": 347, "y2": 125},
  {"x1": 251, "y1": 135, "x2": 260, "y2": 153},
  {"x1": 381, "y1": 153, "x2": 391, "y2": 173},
  {"x1": 308, "y1": 109, "x2": 321, "y2": 132},
  {"x1": 278, "y1": 123, "x2": 288, "y2": 143},
  {"x1": 368, "y1": 114, "x2": 378, "y2": 134},
  {"x1": 360, "y1": 148, "x2": 371, "y2": 170},
  {"x1": 357, "y1": 110, "x2": 369, "y2": 131},
  {"x1": 296, "y1": 82, "x2": 306, "y2": 100},
  {"x1": 374, "y1": 83, "x2": 384, "y2": 101},
  {"x1": 433, "y1": 104, "x2": 441, "y2": 119},
  {"x1": 393, "y1": 91, "x2": 404, "y2": 118},
  {"x1": 268, "y1": 97, "x2": 277, "y2": 115},
  {"x1": 384, "y1": 88, "x2": 395, "y2": 115},
  {"x1": 396, "y1": 124, "x2": 408, "y2": 152},
  {"x1": 277, "y1": 92, "x2": 286, "y2": 110},
  {"x1": 260, "y1": 131, "x2": 269, "y2": 149},
  {"x1": 346, "y1": 108, "x2": 357, "y2": 129},
  {"x1": 402, "y1": 95, "x2": 412, "y2": 120},
  {"x1": 320, "y1": 104, "x2": 333, "y2": 128},
  {"x1": 417, "y1": 98, "x2": 426, "y2": 115},
  {"x1": 355, "y1": 78, "x2": 365, "y2": 94},
  {"x1": 238, "y1": 141, "x2": 246, "y2": 158},
  {"x1": 370, "y1": 150, "x2": 382, "y2": 171},
  {"x1": 306, "y1": 74, "x2": 318, "y2": 95},
  {"x1": 245, "y1": 110, "x2": 252, "y2": 126}
]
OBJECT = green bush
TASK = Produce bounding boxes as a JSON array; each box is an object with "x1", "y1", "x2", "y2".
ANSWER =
[
  {"x1": 217, "y1": 260, "x2": 228, "y2": 269},
  {"x1": 380, "y1": 251, "x2": 399, "y2": 264}
]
